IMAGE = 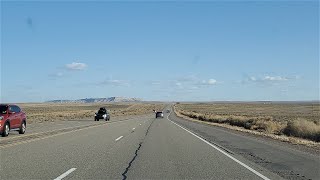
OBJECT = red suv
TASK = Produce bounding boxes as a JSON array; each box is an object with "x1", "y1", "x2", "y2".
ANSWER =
[{"x1": 0, "y1": 104, "x2": 27, "y2": 137}]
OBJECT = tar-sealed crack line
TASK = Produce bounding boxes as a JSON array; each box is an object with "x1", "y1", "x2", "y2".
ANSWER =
[{"x1": 121, "y1": 119, "x2": 155, "y2": 180}]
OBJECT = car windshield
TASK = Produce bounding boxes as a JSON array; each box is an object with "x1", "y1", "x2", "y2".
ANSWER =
[
  {"x1": 98, "y1": 109, "x2": 106, "y2": 114},
  {"x1": 0, "y1": 105, "x2": 8, "y2": 114}
]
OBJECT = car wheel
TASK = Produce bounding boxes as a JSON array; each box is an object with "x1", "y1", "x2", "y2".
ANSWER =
[
  {"x1": 19, "y1": 121, "x2": 26, "y2": 134},
  {"x1": 2, "y1": 123, "x2": 10, "y2": 137}
]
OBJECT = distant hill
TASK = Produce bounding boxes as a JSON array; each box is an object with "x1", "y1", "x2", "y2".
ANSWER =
[{"x1": 46, "y1": 97, "x2": 142, "y2": 103}]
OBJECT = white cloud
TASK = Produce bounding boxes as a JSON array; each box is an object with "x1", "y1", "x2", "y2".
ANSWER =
[
  {"x1": 48, "y1": 72, "x2": 64, "y2": 79},
  {"x1": 208, "y1": 79, "x2": 217, "y2": 85},
  {"x1": 148, "y1": 79, "x2": 218, "y2": 97},
  {"x1": 65, "y1": 62, "x2": 87, "y2": 70},
  {"x1": 197, "y1": 79, "x2": 217, "y2": 86},
  {"x1": 190, "y1": 86, "x2": 199, "y2": 89},
  {"x1": 146, "y1": 80, "x2": 161, "y2": 86},
  {"x1": 249, "y1": 77, "x2": 256, "y2": 81},
  {"x1": 99, "y1": 79, "x2": 130, "y2": 87},
  {"x1": 177, "y1": 75, "x2": 198, "y2": 82},
  {"x1": 174, "y1": 75, "x2": 218, "y2": 87},
  {"x1": 147, "y1": 75, "x2": 218, "y2": 96},
  {"x1": 151, "y1": 81, "x2": 161, "y2": 85},
  {"x1": 242, "y1": 74, "x2": 297, "y2": 85},
  {"x1": 263, "y1": 76, "x2": 287, "y2": 81}
]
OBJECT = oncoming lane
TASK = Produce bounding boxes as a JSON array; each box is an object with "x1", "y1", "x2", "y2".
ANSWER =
[{"x1": 0, "y1": 115, "x2": 152, "y2": 180}]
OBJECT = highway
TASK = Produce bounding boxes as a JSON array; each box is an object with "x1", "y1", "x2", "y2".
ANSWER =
[{"x1": 0, "y1": 106, "x2": 318, "y2": 180}]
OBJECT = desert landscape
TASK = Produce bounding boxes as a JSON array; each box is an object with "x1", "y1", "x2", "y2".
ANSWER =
[
  {"x1": 18, "y1": 102, "x2": 165, "y2": 124},
  {"x1": 18, "y1": 101, "x2": 320, "y2": 144},
  {"x1": 174, "y1": 102, "x2": 320, "y2": 143}
]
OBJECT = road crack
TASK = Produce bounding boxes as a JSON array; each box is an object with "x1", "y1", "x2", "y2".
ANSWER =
[{"x1": 121, "y1": 119, "x2": 155, "y2": 180}]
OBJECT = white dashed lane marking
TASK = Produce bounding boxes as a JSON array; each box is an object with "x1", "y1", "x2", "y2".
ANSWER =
[
  {"x1": 115, "y1": 136, "x2": 124, "y2": 142},
  {"x1": 54, "y1": 168, "x2": 76, "y2": 180}
]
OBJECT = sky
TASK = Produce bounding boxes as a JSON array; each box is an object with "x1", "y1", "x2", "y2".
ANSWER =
[{"x1": 1, "y1": 1, "x2": 319, "y2": 102}]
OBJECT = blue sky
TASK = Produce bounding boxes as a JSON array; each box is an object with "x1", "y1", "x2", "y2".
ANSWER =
[{"x1": 1, "y1": 1, "x2": 319, "y2": 102}]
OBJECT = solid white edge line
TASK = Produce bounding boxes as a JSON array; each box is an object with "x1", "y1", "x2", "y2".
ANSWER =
[
  {"x1": 115, "y1": 136, "x2": 124, "y2": 141},
  {"x1": 54, "y1": 168, "x2": 76, "y2": 180},
  {"x1": 167, "y1": 111, "x2": 270, "y2": 180}
]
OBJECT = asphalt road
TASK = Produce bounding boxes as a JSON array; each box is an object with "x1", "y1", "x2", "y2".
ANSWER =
[
  {"x1": 1, "y1": 115, "x2": 137, "y2": 137},
  {"x1": 169, "y1": 109, "x2": 320, "y2": 180},
  {"x1": 0, "y1": 106, "x2": 318, "y2": 180}
]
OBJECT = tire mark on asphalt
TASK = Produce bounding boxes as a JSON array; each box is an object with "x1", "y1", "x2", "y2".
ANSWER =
[{"x1": 121, "y1": 118, "x2": 155, "y2": 180}]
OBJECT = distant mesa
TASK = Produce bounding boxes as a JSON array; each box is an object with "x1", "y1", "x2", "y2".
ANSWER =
[{"x1": 46, "y1": 97, "x2": 142, "y2": 103}]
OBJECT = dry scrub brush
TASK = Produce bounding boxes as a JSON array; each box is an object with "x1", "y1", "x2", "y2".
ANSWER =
[{"x1": 176, "y1": 104, "x2": 320, "y2": 142}]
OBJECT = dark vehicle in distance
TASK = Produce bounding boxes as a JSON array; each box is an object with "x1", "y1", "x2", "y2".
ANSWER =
[
  {"x1": 0, "y1": 104, "x2": 27, "y2": 137},
  {"x1": 156, "y1": 111, "x2": 164, "y2": 118},
  {"x1": 95, "y1": 107, "x2": 110, "y2": 121},
  {"x1": 166, "y1": 110, "x2": 170, "y2": 113}
]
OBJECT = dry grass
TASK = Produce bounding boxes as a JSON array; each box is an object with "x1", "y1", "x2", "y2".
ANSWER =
[
  {"x1": 283, "y1": 119, "x2": 320, "y2": 142},
  {"x1": 175, "y1": 102, "x2": 320, "y2": 143},
  {"x1": 18, "y1": 103, "x2": 165, "y2": 124}
]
